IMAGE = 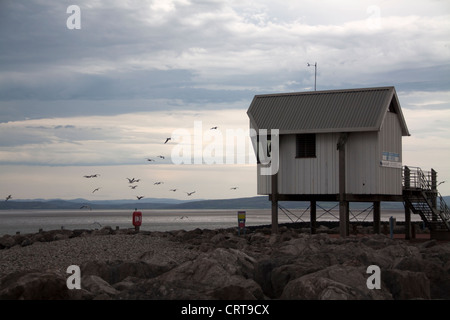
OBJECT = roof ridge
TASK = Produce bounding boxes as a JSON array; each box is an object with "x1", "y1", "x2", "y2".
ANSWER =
[{"x1": 255, "y1": 86, "x2": 394, "y2": 98}]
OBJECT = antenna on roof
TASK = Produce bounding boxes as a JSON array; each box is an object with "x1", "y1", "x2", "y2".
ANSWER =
[{"x1": 307, "y1": 62, "x2": 317, "y2": 91}]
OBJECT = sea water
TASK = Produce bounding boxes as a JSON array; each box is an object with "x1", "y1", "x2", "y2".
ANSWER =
[{"x1": 0, "y1": 208, "x2": 418, "y2": 236}]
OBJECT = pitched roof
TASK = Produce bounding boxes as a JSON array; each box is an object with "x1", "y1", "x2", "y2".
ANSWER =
[{"x1": 247, "y1": 86, "x2": 410, "y2": 136}]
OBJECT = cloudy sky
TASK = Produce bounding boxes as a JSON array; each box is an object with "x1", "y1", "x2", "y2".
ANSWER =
[{"x1": 0, "y1": 0, "x2": 449, "y2": 201}]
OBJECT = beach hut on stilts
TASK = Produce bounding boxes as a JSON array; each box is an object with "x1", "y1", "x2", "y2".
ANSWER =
[{"x1": 247, "y1": 86, "x2": 450, "y2": 239}]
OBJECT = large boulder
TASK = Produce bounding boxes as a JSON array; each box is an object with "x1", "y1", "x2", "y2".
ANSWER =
[
  {"x1": 0, "y1": 270, "x2": 70, "y2": 300},
  {"x1": 81, "y1": 275, "x2": 120, "y2": 299},
  {"x1": 280, "y1": 264, "x2": 393, "y2": 300},
  {"x1": 119, "y1": 247, "x2": 264, "y2": 299},
  {"x1": 382, "y1": 269, "x2": 430, "y2": 299},
  {"x1": 80, "y1": 260, "x2": 162, "y2": 284}
]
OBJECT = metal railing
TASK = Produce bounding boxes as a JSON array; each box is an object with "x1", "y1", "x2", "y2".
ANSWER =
[{"x1": 403, "y1": 166, "x2": 433, "y2": 190}]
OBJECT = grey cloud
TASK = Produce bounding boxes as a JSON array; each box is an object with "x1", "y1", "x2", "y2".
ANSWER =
[{"x1": 0, "y1": 0, "x2": 449, "y2": 124}]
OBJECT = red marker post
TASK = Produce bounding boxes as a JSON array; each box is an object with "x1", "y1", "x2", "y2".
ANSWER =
[{"x1": 132, "y1": 209, "x2": 142, "y2": 232}]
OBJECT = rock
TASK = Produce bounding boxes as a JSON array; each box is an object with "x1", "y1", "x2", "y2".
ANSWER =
[
  {"x1": 0, "y1": 235, "x2": 16, "y2": 249},
  {"x1": 270, "y1": 261, "x2": 322, "y2": 298},
  {"x1": 382, "y1": 269, "x2": 430, "y2": 299},
  {"x1": 81, "y1": 275, "x2": 119, "y2": 298},
  {"x1": 140, "y1": 247, "x2": 200, "y2": 274},
  {"x1": 20, "y1": 238, "x2": 33, "y2": 247},
  {"x1": 394, "y1": 257, "x2": 449, "y2": 299},
  {"x1": 92, "y1": 226, "x2": 113, "y2": 235},
  {"x1": 280, "y1": 265, "x2": 392, "y2": 300},
  {"x1": 81, "y1": 260, "x2": 162, "y2": 285},
  {"x1": 211, "y1": 281, "x2": 261, "y2": 300},
  {"x1": 130, "y1": 247, "x2": 263, "y2": 300},
  {"x1": 0, "y1": 270, "x2": 70, "y2": 300},
  {"x1": 2, "y1": 225, "x2": 449, "y2": 300}
]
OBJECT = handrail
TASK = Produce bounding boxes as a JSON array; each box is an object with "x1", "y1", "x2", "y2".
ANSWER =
[{"x1": 403, "y1": 166, "x2": 432, "y2": 190}]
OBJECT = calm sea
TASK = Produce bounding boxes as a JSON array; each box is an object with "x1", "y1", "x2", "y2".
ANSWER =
[{"x1": 0, "y1": 208, "x2": 417, "y2": 236}]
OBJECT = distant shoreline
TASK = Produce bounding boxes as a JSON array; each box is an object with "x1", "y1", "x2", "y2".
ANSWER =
[{"x1": 2, "y1": 195, "x2": 436, "y2": 210}]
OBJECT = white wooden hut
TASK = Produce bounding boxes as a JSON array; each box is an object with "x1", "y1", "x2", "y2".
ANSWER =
[
  {"x1": 247, "y1": 86, "x2": 411, "y2": 236},
  {"x1": 248, "y1": 86, "x2": 450, "y2": 238}
]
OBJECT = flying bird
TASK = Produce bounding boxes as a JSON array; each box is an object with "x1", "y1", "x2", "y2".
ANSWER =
[
  {"x1": 129, "y1": 185, "x2": 138, "y2": 189},
  {"x1": 80, "y1": 205, "x2": 92, "y2": 210},
  {"x1": 92, "y1": 188, "x2": 100, "y2": 193},
  {"x1": 146, "y1": 158, "x2": 155, "y2": 162},
  {"x1": 126, "y1": 178, "x2": 140, "y2": 183},
  {"x1": 157, "y1": 155, "x2": 165, "y2": 159},
  {"x1": 186, "y1": 191, "x2": 196, "y2": 196},
  {"x1": 5, "y1": 195, "x2": 12, "y2": 201},
  {"x1": 136, "y1": 196, "x2": 144, "y2": 200},
  {"x1": 210, "y1": 126, "x2": 218, "y2": 130},
  {"x1": 230, "y1": 187, "x2": 239, "y2": 190},
  {"x1": 84, "y1": 174, "x2": 100, "y2": 178},
  {"x1": 169, "y1": 189, "x2": 177, "y2": 192},
  {"x1": 154, "y1": 181, "x2": 164, "y2": 185},
  {"x1": 164, "y1": 138, "x2": 171, "y2": 144}
]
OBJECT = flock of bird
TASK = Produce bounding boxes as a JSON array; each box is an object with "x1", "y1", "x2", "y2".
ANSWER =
[
  {"x1": 79, "y1": 130, "x2": 239, "y2": 203},
  {"x1": 3, "y1": 128, "x2": 240, "y2": 205}
]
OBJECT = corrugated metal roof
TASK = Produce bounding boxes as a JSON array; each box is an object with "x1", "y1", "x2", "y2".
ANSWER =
[{"x1": 247, "y1": 86, "x2": 410, "y2": 136}]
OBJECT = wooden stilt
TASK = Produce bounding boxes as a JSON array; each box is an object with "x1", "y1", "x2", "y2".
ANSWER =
[
  {"x1": 310, "y1": 200, "x2": 317, "y2": 234},
  {"x1": 338, "y1": 133, "x2": 348, "y2": 238},
  {"x1": 373, "y1": 201, "x2": 381, "y2": 234},
  {"x1": 271, "y1": 172, "x2": 278, "y2": 234},
  {"x1": 405, "y1": 204, "x2": 411, "y2": 240}
]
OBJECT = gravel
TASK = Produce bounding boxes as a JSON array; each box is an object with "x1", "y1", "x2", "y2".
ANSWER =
[{"x1": 0, "y1": 233, "x2": 186, "y2": 277}]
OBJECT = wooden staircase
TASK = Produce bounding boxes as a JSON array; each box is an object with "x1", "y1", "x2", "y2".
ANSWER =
[{"x1": 403, "y1": 166, "x2": 450, "y2": 236}]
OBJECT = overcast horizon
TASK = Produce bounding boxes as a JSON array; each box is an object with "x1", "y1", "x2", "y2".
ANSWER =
[{"x1": 1, "y1": 0, "x2": 449, "y2": 201}]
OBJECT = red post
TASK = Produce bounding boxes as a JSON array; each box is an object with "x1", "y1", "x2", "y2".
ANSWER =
[{"x1": 132, "y1": 210, "x2": 142, "y2": 232}]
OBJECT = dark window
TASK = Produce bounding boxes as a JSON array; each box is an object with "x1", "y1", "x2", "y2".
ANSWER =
[
  {"x1": 296, "y1": 134, "x2": 316, "y2": 158},
  {"x1": 256, "y1": 134, "x2": 271, "y2": 164}
]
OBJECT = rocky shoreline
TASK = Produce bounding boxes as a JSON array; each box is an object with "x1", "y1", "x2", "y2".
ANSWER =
[{"x1": 0, "y1": 223, "x2": 449, "y2": 300}]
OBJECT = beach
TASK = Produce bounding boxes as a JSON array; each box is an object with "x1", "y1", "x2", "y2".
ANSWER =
[{"x1": 0, "y1": 223, "x2": 449, "y2": 300}]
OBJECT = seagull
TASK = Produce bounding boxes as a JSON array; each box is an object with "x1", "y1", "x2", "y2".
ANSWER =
[
  {"x1": 5, "y1": 195, "x2": 12, "y2": 201},
  {"x1": 146, "y1": 158, "x2": 155, "y2": 162},
  {"x1": 129, "y1": 185, "x2": 138, "y2": 189},
  {"x1": 92, "y1": 188, "x2": 100, "y2": 193},
  {"x1": 230, "y1": 187, "x2": 239, "y2": 190},
  {"x1": 164, "y1": 138, "x2": 171, "y2": 144},
  {"x1": 136, "y1": 196, "x2": 144, "y2": 200},
  {"x1": 84, "y1": 174, "x2": 100, "y2": 178},
  {"x1": 126, "y1": 178, "x2": 135, "y2": 183},
  {"x1": 154, "y1": 181, "x2": 164, "y2": 185},
  {"x1": 210, "y1": 126, "x2": 218, "y2": 130},
  {"x1": 134, "y1": 179, "x2": 141, "y2": 183},
  {"x1": 157, "y1": 155, "x2": 165, "y2": 159},
  {"x1": 186, "y1": 191, "x2": 196, "y2": 196},
  {"x1": 169, "y1": 189, "x2": 177, "y2": 192}
]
